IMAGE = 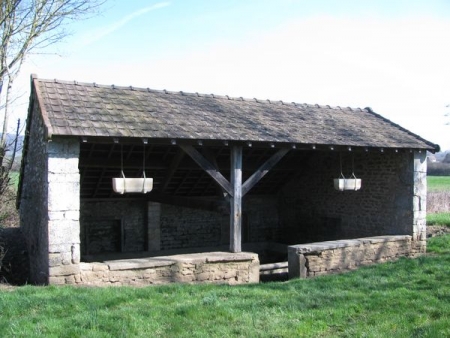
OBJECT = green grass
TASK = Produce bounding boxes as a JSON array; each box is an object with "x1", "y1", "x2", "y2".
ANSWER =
[
  {"x1": 428, "y1": 176, "x2": 450, "y2": 192},
  {"x1": 427, "y1": 212, "x2": 450, "y2": 227},
  {"x1": 427, "y1": 234, "x2": 450, "y2": 255},
  {"x1": 1, "y1": 235, "x2": 450, "y2": 337}
]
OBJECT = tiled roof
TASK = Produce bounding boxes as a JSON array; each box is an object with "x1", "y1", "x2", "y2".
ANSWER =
[{"x1": 32, "y1": 77, "x2": 438, "y2": 150}]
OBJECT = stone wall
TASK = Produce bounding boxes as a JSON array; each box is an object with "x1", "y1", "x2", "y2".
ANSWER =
[
  {"x1": 46, "y1": 139, "x2": 81, "y2": 285},
  {"x1": 20, "y1": 103, "x2": 81, "y2": 285},
  {"x1": 80, "y1": 196, "x2": 280, "y2": 256},
  {"x1": 19, "y1": 120, "x2": 81, "y2": 284},
  {"x1": 160, "y1": 204, "x2": 227, "y2": 250},
  {"x1": 81, "y1": 200, "x2": 146, "y2": 254},
  {"x1": 412, "y1": 151, "x2": 427, "y2": 254},
  {"x1": 288, "y1": 235, "x2": 412, "y2": 278},
  {"x1": 79, "y1": 252, "x2": 259, "y2": 286},
  {"x1": 243, "y1": 196, "x2": 281, "y2": 243},
  {"x1": 279, "y1": 151, "x2": 416, "y2": 244},
  {"x1": 19, "y1": 102, "x2": 49, "y2": 284}
]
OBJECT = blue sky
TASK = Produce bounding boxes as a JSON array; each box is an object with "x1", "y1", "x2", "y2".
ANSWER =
[{"x1": 16, "y1": 0, "x2": 450, "y2": 150}]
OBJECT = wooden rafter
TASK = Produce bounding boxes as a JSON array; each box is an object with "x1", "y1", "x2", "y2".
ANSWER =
[
  {"x1": 160, "y1": 148, "x2": 184, "y2": 193},
  {"x1": 202, "y1": 147, "x2": 229, "y2": 199},
  {"x1": 179, "y1": 144, "x2": 233, "y2": 196},
  {"x1": 241, "y1": 148, "x2": 290, "y2": 196}
]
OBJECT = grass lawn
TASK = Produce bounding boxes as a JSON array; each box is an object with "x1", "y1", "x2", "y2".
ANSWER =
[
  {"x1": 428, "y1": 176, "x2": 450, "y2": 192},
  {"x1": 1, "y1": 235, "x2": 449, "y2": 338},
  {"x1": 427, "y1": 212, "x2": 450, "y2": 227}
]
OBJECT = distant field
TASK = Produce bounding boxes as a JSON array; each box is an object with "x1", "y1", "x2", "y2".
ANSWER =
[
  {"x1": 428, "y1": 176, "x2": 450, "y2": 192},
  {"x1": 427, "y1": 176, "x2": 450, "y2": 224}
]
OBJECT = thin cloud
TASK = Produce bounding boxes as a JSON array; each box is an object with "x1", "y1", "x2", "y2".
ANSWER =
[{"x1": 82, "y1": 2, "x2": 170, "y2": 46}]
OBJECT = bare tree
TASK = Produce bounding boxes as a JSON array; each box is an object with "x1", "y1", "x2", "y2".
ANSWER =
[{"x1": 0, "y1": 0, "x2": 104, "y2": 197}]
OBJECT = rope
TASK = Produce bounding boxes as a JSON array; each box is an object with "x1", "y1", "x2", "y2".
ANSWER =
[
  {"x1": 351, "y1": 153, "x2": 357, "y2": 178},
  {"x1": 142, "y1": 143, "x2": 146, "y2": 179},
  {"x1": 120, "y1": 144, "x2": 125, "y2": 179}
]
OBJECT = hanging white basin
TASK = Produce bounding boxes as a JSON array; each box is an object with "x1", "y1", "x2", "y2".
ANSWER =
[
  {"x1": 334, "y1": 176, "x2": 361, "y2": 191},
  {"x1": 112, "y1": 177, "x2": 153, "y2": 194}
]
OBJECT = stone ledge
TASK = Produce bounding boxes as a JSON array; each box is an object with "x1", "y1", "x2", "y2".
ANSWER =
[
  {"x1": 78, "y1": 251, "x2": 259, "y2": 286},
  {"x1": 106, "y1": 259, "x2": 175, "y2": 271},
  {"x1": 288, "y1": 235, "x2": 411, "y2": 254},
  {"x1": 288, "y1": 235, "x2": 413, "y2": 279},
  {"x1": 104, "y1": 252, "x2": 257, "y2": 271}
]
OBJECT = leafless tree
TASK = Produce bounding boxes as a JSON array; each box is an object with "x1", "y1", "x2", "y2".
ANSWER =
[{"x1": 0, "y1": 0, "x2": 104, "y2": 200}]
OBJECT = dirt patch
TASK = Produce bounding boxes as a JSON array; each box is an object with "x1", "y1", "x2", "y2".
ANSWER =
[
  {"x1": 427, "y1": 225, "x2": 450, "y2": 238},
  {"x1": 0, "y1": 227, "x2": 29, "y2": 285}
]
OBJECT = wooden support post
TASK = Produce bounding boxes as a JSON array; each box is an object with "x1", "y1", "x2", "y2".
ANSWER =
[
  {"x1": 230, "y1": 145, "x2": 243, "y2": 253},
  {"x1": 179, "y1": 143, "x2": 289, "y2": 253}
]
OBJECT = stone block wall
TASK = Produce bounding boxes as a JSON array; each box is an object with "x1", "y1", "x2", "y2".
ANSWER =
[
  {"x1": 46, "y1": 139, "x2": 81, "y2": 285},
  {"x1": 158, "y1": 196, "x2": 281, "y2": 249},
  {"x1": 79, "y1": 252, "x2": 259, "y2": 286},
  {"x1": 160, "y1": 204, "x2": 227, "y2": 250},
  {"x1": 79, "y1": 196, "x2": 280, "y2": 257},
  {"x1": 279, "y1": 151, "x2": 417, "y2": 244},
  {"x1": 147, "y1": 202, "x2": 161, "y2": 251},
  {"x1": 81, "y1": 200, "x2": 146, "y2": 254},
  {"x1": 19, "y1": 113, "x2": 81, "y2": 284},
  {"x1": 243, "y1": 196, "x2": 281, "y2": 243},
  {"x1": 19, "y1": 103, "x2": 50, "y2": 284},
  {"x1": 288, "y1": 235, "x2": 412, "y2": 278},
  {"x1": 412, "y1": 151, "x2": 427, "y2": 253}
]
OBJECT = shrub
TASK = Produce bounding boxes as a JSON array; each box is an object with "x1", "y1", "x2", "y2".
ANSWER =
[
  {"x1": 0, "y1": 236, "x2": 5, "y2": 279},
  {"x1": 428, "y1": 162, "x2": 450, "y2": 176},
  {"x1": 443, "y1": 153, "x2": 450, "y2": 164},
  {"x1": 0, "y1": 185, "x2": 19, "y2": 229}
]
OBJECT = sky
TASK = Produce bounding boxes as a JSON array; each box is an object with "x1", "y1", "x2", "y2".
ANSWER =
[{"x1": 12, "y1": 0, "x2": 450, "y2": 150}]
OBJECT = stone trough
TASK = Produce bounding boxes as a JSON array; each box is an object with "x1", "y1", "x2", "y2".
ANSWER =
[
  {"x1": 78, "y1": 251, "x2": 260, "y2": 286},
  {"x1": 288, "y1": 235, "x2": 414, "y2": 279}
]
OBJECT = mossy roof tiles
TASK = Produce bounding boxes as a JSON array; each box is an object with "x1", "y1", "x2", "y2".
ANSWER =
[{"x1": 32, "y1": 77, "x2": 438, "y2": 150}]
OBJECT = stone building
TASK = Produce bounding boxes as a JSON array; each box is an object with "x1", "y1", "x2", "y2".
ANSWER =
[{"x1": 17, "y1": 75, "x2": 439, "y2": 285}]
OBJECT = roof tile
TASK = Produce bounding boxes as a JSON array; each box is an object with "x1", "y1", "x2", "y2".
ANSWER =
[{"x1": 33, "y1": 78, "x2": 438, "y2": 150}]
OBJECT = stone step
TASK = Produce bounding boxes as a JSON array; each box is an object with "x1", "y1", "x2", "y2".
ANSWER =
[{"x1": 260, "y1": 261, "x2": 288, "y2": 275}]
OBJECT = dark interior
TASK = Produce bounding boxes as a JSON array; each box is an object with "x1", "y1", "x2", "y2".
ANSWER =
[{"x1": 79, "y1": 141, "x2": 312, "y2": 200}]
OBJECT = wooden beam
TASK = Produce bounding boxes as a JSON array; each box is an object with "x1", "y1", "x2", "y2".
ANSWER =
[
  {"x1": 92, "y1": 168, "x2": 106, "y2": 198},
  {"x1": 179, "y1": 144, "x2": 233, "y2": 196},
  {"x1": 79, "y1": 155, "x2": 296, "y2": 171},
  {"x1": 202, "y1": 147, "x2": 230, "y2": 199},
  {"x1": 242, "y1": 148, "x2": 290, "y2": 196},
  {"x1": 160, "y1": 149, "x2": 184, "y2": 193},
  {"x1": 230, "y1": 145, "x2": 243, "y2": 253},
  {"x1": 146, "y1": 193, "x2": 227, "y2": 213},
  {"x1": 79, "y1": 157, "x2": 167, "y2": 169}
]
